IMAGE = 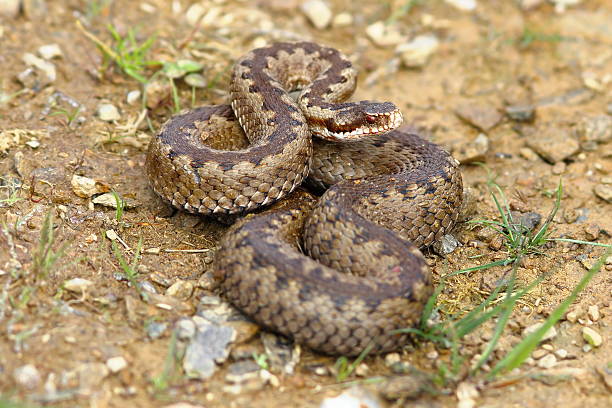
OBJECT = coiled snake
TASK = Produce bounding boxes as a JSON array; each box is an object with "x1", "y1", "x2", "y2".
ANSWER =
[{"x1": 146, "y1": 42, "x2": 463, "y2": 356}]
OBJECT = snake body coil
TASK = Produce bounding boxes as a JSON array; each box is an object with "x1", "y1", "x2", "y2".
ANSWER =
[{"x1": 146, "y1": 42, "x2": 463, "y2": 355}]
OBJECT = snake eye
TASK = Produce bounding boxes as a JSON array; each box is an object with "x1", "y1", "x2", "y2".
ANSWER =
[{"x1": 365, "y1": 114, "x2": 377, "y2": 124}]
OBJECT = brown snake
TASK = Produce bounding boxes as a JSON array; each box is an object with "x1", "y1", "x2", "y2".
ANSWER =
[{"x1": 146, "y1": 42, "x2": 463, "y2": 356}]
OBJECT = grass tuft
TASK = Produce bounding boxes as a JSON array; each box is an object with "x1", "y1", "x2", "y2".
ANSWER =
[{"x1": 32, "y1": 211, "x2": 70, "y2": 280}]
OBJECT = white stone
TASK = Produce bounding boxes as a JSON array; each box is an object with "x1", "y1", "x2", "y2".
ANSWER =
[
  {"x1": 366, "y1": 21, "x2": 407, "y2": 47},
  {"x1": 106, "y1": 356, "x2": 128, "y2": 373},
  {"x1": 582, "y1": 327, "x2": 602, "y2": 347},
  {"x1": 301, "y1": 0, "x2": 332, "y2": 30},
  {"x1": 38, "y1": 44, "x2": 63, "y2": 60},
  {"x1": 97, "y1": 103, "x2": 120, "y2": 122},
  {"x1": 64, "y1": 278, "x2": 94, "y2": 294},
  {"x1": 396, "y1": 34, "x2": 439, "y2": 68},
  {"x1": 22, "y1": 52, "x2": 56, "y2": 83},
  {"x1": 127, "y1": 90, "x2": 141, "y2": 105},
  {"x1": 13, "y1": 364, "x2": 41, "y2": 389},
  {"x1": 537, "y1": 354, "x2": 557, "y2": 369},
  {"x1": 444, "y1": 0, "x2": 477, "y2": 11},
  {"x1": 332, "y1": 12, "x2": 353, "y2": 27},
  {"x1": 523, "y1": 323, "x2": 557, "y2": 341},
  {"x1": 587, "y1": 305, "x2": 600, "y2": 322}
]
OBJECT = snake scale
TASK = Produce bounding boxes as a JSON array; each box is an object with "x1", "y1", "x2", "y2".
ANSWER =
[{"x1": 146, "y1": 42, "x2": 463, "y2": 356}]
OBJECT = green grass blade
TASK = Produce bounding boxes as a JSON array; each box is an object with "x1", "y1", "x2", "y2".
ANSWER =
[{"x1": 488, "y1": 247, "x2": 611, "y2": 377}]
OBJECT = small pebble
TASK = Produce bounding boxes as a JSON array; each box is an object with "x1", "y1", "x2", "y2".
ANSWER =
[
  {"x1": 444, "y1": 0, "x2": 477, "y2": 11},
  {"x1": 332, "y1": 12, "x2": 352, "y2": 27},
  {"x1": 166, "y1": 280, "x2": 195, "y2": 300},
  {"x1": 106, "y1": 356, "x2": 128, "y2": 373},
  {"x1": 453, "y1": 133, "x2": 489, "y2": 163},
  {"x1": 519, "y1": 147, "x2": 539, "y2": 161},
  {"x1": 384, "y1": 353, "x2": 401, "y2": 367},
  {"x1": 565, "y1": 311, "x2": 578, "y2": 323},
  {"x1": 38, "y1": 44, "x2": 63, "y2": 60},
  {"x1": 537, "y1": 354, "x2": 557, "y2": 369},
  {"x1": 396, "y1": 34, "x2": 439, "y2": 68},
  {"x1": 366, "y1": 21, "x2": 406, "y2": 46},
  {"x1": 554, "y1": 349, "x2": 568, "y2": 359},
  {"x1": 13, "y1": 364, "x2": 41, "y2": 389},
  {"x1": 320, "y1": 386, "x2": 383, "y2": 408},
  {"x1": 523, "y1": 323, "x2": 557, "y2": 341},
  {"x1": 96, "y1": 103, "x2": 121, "y2": 122},
  {"x1": 583, "y1": 224, "x2": 600, "y2": 241},
  {"x1": 22, "y1": 52, "x2": 56, "y2": 83},
  {"x1": 505, "y1": 104, "x2": 535, "y2": 122},
  {"x1": 300, "y1": 0, "x2": 332, "y2": 30},
  {"x1": 582, "y1": 327, "x2": 602, "y2": 347},
  {"x1": 126, "y1": 90, "x2": 141, "y2": 105},
  {"x1": 71, "y1": 175, "x2": 110, "y2": 198},
  {"x1": 64, "y1": 278, "x2": 94, "y2": 294},
  {"x1": 594, "y1": 184, "x2": 612, "y2": 203},
  {"x1": 552, "y1": 162, "x2": 566, "y2": 175},
  {"x1": 532, "y1": 349, "x2": 548, "y2": 359}
]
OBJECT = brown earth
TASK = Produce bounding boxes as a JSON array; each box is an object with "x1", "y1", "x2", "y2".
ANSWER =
[{"x1": 0, "y1": 1, "x2": 611, "y2": 407}]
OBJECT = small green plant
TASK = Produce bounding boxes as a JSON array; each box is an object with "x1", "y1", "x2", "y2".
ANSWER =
[
  {"x1": 150, "y1": 330, "x2": 181, "y2": 394},
  {"x1": 0, "y1": 177, "x2": 23, "y2": 207},
  {"x1": 111, "y1": 238, "x2": 145, "y2": 299},
  {"x1": 334, "y1": 343, "x2": 374, "y2": 382},
  {"x1": 252, "y1": 352, "x2": 269, "y2": 370},
  {"x1": 518, "y1": 28, "x2": 566, "y2": 48},
  {"x1": 32, "y1": 211, "x2": 70, "y2": 279},
  {"x1": 111, "y1": 191, "x2": 125, "y2": 221},
  {"x1": 77, "y1": 20, "x2": 160, "y2": 83},
  {"x1": 386, "y1": 0, "x2": 423, "y2": 24},
  {"x1": 49, "y1": 106, "x2": 81, "y2": 127}
]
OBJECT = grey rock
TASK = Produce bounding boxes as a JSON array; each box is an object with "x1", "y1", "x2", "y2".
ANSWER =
[
  {"x1": 455, "y1": 103, "x2": 503, "y2": 132},
  {"x1": 526, "y1": 126, "x2": 580, "y2": 163},
  {"x1": 146, "y1": 321, "x2": 168, "y2": 340},
  {"x1": 435, "y1": 234, "x2": 460, "y2": 254},
  {"x1": 175, "y1": 319, "x2": 196, "y2": 340},
  {"x1": 510, "y1": 211, "x2": 542, "y2": 231},
  {"x1": 183, "y1": 323, "x2": 236, "y2": 379},
  {"x1": 378, "y1": 372, "x2": 432, "y2": 400},
  {"x1": 261, "y1": 332, "x2": 300, "y2": 375},
  {"x1": 505, "y1": 104, "x2": 535, "y2": 122}
]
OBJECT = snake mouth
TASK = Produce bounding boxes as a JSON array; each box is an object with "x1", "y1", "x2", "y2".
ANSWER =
[{"x1": 321, "y1": 109, "x2": 404, "y2": 141}]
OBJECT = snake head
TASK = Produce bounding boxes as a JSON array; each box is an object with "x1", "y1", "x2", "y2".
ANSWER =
[{"x1": 312, "y1": 101, "x2": 403, "y2": 141}]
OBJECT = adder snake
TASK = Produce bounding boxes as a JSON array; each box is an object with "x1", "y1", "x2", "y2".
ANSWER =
[{"x1": 146, "y1": 42, "x2": 463, "y2": 356}]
